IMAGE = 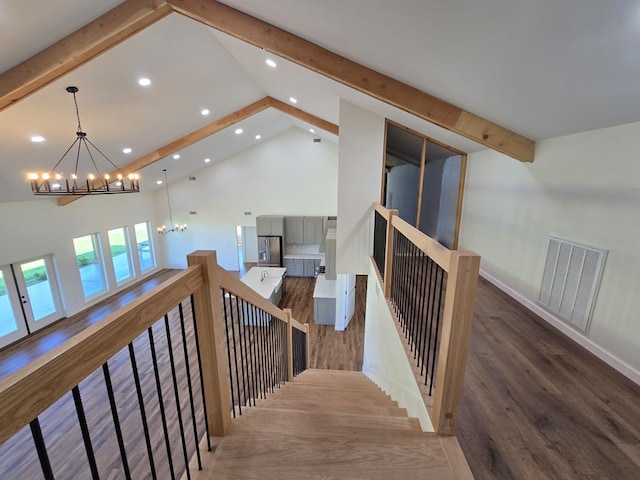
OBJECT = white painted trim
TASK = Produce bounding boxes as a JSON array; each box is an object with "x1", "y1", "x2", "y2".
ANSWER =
[{"x1": 480, "y1": 269, "x2": 640, "y2": 386}]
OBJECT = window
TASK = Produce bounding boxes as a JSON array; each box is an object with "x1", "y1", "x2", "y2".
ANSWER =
[
  {"x1": 134, "y1": 222, "x2": 155, "y2": 272},
  {"x1": 0, "y1": 269, "x2": 19, "y2": 338},
  {"x1": 108, "y1": 227, "x2": 133, "y2": 284},
  {"x1": 73, "y1": 234, "x2": 107, "y2": 298}
]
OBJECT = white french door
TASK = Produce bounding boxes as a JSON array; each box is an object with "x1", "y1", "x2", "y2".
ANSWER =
[{"x1": 0, "y1": 256, "x2": 64, "y2": 349}]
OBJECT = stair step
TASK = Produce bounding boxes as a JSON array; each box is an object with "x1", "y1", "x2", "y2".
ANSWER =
[
  {"x1": 271, "y1": 385, "x2": 397, "y2": 407},
  {"x1": 204, "y1": 428, "x2": 454, "y2": 480},
  {"x1": 232, "y1": 406, "x2": 423, "y2": 435},
  {"x1": 253, "y1": 397, "x2": 408, "y2": 417}
]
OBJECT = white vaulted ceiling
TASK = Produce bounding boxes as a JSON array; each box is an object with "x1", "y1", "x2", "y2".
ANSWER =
[{"x1": 1, "y1": 0, "x2": 640, "y2": 203}]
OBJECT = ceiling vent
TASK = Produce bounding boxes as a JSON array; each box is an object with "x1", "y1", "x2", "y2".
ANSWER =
[
  {"x1": 313, "y1": 138, "x2": 321, "y2": 143},
  {"x1": 538, "y1": 236, "x2": 607, "y2": 332},
  {"x1": 188, "y1": 176, "x2": 196, "y2": 181}
]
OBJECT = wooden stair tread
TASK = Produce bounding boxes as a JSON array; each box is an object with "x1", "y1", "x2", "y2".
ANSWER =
[
  {"x1": 188, "y1": 370, "x2": 471, "y2": 479},
  {"x1": 231, "y1": 406, "x2": 423, "y2": 434}
]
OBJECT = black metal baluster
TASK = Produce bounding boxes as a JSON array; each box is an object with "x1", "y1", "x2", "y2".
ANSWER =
[
  {"x1": 147, "y1": 326, "x2": 176, "y2": 480},
  {"x1": 391, "y1": 229, "x2": 400, "y2": 313},
  {"x1": 163, "y1": 313, "x2": 192, "y2": 480},
  {"x1": 409, "y1": 242, "x2": 419, "y2": 350},
  {"x1": 415, "y1": 252, "x2": 427, "y2": 367},
  {"x1": 189, "y1": 294, "x2": 212, "y2": 452},
  {"x1": 102, "y1": 362, "x2": 131, "y2": 480},
  {"x1": 422, "y1": 258, "x2": 437, "y2": 379},
  {"x1": 266, "y1": 312, "x2": 275, "y2": 392},
  {"x1": 221, "y1": 289, "x2": 237, "y2": 418},
  {"x1": 128, "y1": 342, "x2": 157, "y2": 479},
  {"x1": 227, "y1": 293, "x2": 242, "y2": 416},
  {"x1": 236, "y1": 297, "x2": 250, "y2": 407},
  {"x1": 258, "y1": 309, "x2": 269, "y2": 397},
  {"x1": 248, "y1": 305, "x2": 259, "y2": 405},
  {"x1": 178, "y1": 301, "x2": 203, "y2": 470},
  {"x1": 429, "y1": 268, "x2": 446, "y2": 395},
  {"x1": 30, "y1": 418, "x2": 54, "y2": 480},
  {"x1": 72, "y1": 386, "x2": 100, "y2": 480}
]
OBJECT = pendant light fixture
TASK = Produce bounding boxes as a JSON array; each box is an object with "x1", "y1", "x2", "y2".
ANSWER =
[
  {"x1": 27, "y1": 86, "x2": 140, "y2": 196},
  {"x1": 157, "y1": 169, "x2": 186, "y2": 234}
]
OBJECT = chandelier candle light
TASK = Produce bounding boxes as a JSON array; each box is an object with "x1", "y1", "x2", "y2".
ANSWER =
[
  {"x1": 28, "y1": 86, "x2": 140, "y2": 196},
  {"x1": 157, "y1": 168, "x2": 186, "y2": 234}
]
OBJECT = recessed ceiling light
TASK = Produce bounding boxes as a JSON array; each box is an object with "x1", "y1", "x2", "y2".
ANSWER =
[
  {"x1": 30, "y1": 135, "x2": 45, "y2": 143},
  {"x1": 201, "y1": 109, "x2": 210, "y2": 116},
  {"x1": 289, "y1": 97, "x2": 298, "y2": 104},
  {"x1": 265, "y1": 59, "x2": 277, "y2": 68},
  {"x1": 157, "y1": 180, "x2": 163, "y2": 185},
  {"x1": 235, "y1": 128, "x2": 243, "y2": 135},
  {"x1": 173, "y1": 154, "x2": 180, "y2": 159},
  {"x1": 123, "y1": 147, "x2": 132, "y2": 154},
  {"x1": 255, "y1": 134, "x2": 261, "y2": 140},
  {"x1": 309, "y1": 128, "x2": 315, "y2": 133},
  {"x1": 138, "y1": 78, "x2": 151, "y2": 87},
  {"x1": 204, "y1": 158, "x2": 211, "y2": 163}
]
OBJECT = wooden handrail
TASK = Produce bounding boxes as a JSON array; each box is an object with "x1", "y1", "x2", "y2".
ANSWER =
[{"x1": 0, "y1": 266, "x2": 203, "y2": 446}]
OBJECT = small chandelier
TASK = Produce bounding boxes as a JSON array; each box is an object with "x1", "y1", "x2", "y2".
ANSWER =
[
  {"x1": 157, "y1": 169, "x2": 186, "y2": 234},
  {"x1": 27, "y1": 86, "x2": 140, "y2": 196}
]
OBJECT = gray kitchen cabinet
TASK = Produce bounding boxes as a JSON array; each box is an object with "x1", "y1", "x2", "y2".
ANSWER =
[
  {"x1": 303, "y1": 216, "x2": 324, "y2": 244},
  {"x1": 325, "y1": 228, "x2": 336, "y2": 280},
  {"x1": 314, "y1": 297, "x2": 336, "y2": 325},
  {"x1": 284, "y1": 258, "x2": 304, "y2": 277},
  {"x1": 285, "y1": 216, "x2": 304, "y2": 244},
  {"x1": 256, "y1": 215, "x2": 284, "y2": 236},
  {"x1": 303, "y1": 259, "x2": 317, "y2": 277}
]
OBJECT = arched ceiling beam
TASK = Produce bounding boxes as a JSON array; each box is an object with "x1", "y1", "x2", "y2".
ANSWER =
[
  {"x1": 168, "y1": 0, "x2": 535, "y2": 163},
  {"x1": 0, "y1": 0, "x2": 172, "y2": 112}
]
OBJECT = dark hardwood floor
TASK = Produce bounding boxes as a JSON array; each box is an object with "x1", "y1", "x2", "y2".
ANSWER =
[
  {"x1": 457, "y1": 277, "x2": 640, "y2": 479},
  {"x1": 2, "y1": 267, "x2": 639, "y2": 479}
]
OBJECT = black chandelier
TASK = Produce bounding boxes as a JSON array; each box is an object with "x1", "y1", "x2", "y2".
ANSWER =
[
  {"x1": 157, "y1": 169, "x2": 186, "y2": 234},
  {"x1": 28, "y1": 86, "x2": 140, "y2": 196}
]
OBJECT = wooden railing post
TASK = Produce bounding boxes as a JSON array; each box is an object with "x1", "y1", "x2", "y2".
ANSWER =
[
  {"x1": 383, "y1": 209, "x2": 398, "y2": 298},
  {"x1": 284, "y1": 308, "x2": 294, "y2": 381},
  {"x1": 187, "y1": 250, "x2": 232, "y2": 437},
  {"x1": 431, "y1": 251, "x2": 480, "y2": 435}
]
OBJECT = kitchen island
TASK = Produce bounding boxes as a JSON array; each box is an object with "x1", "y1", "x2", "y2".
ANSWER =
[{"x1": 241, "y1": 267, "x2": 287, "y2": 306}]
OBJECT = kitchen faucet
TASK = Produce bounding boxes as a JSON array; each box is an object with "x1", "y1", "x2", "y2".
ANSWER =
[{"x1": 261, "y1": 270, "x2": 268, "y2": 282}]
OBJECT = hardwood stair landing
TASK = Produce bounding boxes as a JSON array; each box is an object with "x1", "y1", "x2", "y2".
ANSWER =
[{"x1": 188, "y1": 369, "x2": 473, "y2": 479}]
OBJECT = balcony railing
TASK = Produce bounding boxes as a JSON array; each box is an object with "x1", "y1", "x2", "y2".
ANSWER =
[
  {"x1": 0, "y1": 250, "x2": 309, "y2": 479},
  {"x1": 372, "y1": 203, "x2": 480, "y2": 435}
]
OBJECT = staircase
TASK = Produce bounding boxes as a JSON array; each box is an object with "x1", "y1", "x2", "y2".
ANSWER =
[{"x1": 190, "y1": 369, "x2": 473, "y2": 479}]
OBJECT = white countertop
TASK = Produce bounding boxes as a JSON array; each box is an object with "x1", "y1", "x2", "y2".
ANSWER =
[
  {"x1": 241, "y1": 267, "x2": 287, "y2": 300},
  {"x1": 283, "y1": 253, "x2": 325, "y2": 260},
  {"x1": 313, "y1": 273, "x2": 337, "y2": 299}
]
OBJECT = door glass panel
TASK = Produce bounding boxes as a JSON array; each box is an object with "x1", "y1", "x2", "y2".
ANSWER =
[
  {"x1": 108, "y1": 227, "x2": 132, "y2": 283},
  {"x1": 134, "y1": 222, "x2": 155, "y2": 272},
  {"x1": 0, "y1": 270, "x2": 19, "y2": 336},
  {"x1": 19, "y1": 259, "x2": 56, "y2": 322},
  {"x1": 74, "y1": 234, "x2": 107, "y2": 298}
]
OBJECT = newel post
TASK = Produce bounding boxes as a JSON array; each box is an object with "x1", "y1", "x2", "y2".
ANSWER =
[
  {"x1": 187, "y1": 250, "x2": 232, "y2": 437},
  {"x1": 383, "y1": 209, "x2": 398, "y2": 298},
  {"x1": 431, "y1": 251, "x2": 480, "y2": 435},
  {"x1": 284, "y1": 308, "x2": 294, "y2": 381}
]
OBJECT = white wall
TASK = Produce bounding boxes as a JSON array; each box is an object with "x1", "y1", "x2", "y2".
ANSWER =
[
  {"x1": 336, "y1": 100, "x2": 385, "y2": 274},
  {"x1": 460, "y1": 121, "x2": 640, "y2": 381},
  {"x1": 0, "y1": 192, "x2": 160, "y2": 317},
  {"x1": 363, "y1": 261, "x2": 433, "y2": 431},
  {"x1": 156, "y1": 127, "x2": 339, "y2": 269}
]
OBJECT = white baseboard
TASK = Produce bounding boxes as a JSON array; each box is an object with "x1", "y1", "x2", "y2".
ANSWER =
[{"x1": 480, "y1": 269, "x2": 640, "y2": 386}]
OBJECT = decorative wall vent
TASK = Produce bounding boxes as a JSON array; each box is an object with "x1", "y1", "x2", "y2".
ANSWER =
[{"x1": 538, "y1": 236, "x2": 607, "y2": 332}]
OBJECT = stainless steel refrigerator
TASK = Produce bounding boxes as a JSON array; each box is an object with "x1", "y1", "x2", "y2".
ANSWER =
[{"x1": 257, "y1": 236, "x2": 283, "y2": 267}]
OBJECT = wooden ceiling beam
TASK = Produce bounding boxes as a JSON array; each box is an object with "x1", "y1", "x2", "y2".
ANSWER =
[
  {"x1": 58, "y1": 96, "x2": 272, "y2": 206},
  {"x1": 168, "y1": 0, "x2": 535, "y2": 162},
  {"x1": 0, "y1": 0, "x2": 172, "y2": 112},
  {"x1": 267, "y1": 97, "x2": 338, "y2": 136}
]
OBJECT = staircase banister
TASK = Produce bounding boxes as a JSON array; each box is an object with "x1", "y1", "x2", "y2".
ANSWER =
[
  {"x1": 217, "y1": 267, "x2": 288, "y2": 323},
  {"x1": 390, "y1": 213, "x2": 452, "y2": 271},
  {"x1": 0, "y1": 265, "x2": 203, "y2": 446}
]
